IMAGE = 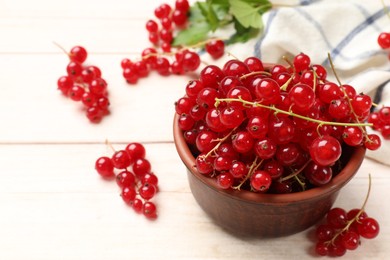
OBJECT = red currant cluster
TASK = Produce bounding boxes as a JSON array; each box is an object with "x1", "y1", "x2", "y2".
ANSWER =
[
  {"x1": 146, "y1": 0, "x2": 190, "y2": 48},
  {"x1": 315, "y1": 207, "x2": 380, "y2": 256},
  {"x1": 368, "y1": 105, "x2": 390, "y2": 139},
  {"x1": 175, "y1": 53, "x2": 381, "y2": 193},
  {"x1": 95, "y1": 142, "x2": 159, "y2": 219},
  {"x1": 120, "y1": 0, "x2": 225, "y2": 84},
  {"x1": 378, "y1": 32, "x2": 390, "y2": 54},
  {"x1": 56, "y1": 45, "x2": 110, "y2": 123}
]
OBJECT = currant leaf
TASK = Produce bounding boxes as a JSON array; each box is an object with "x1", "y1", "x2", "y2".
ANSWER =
[{"x1": 172, "y1": 22, "x2": 211, "y2": 46}]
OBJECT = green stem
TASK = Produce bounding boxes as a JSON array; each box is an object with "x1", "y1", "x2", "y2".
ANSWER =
[
  {"x1": 280, "y1": 159, "x2": 311, "y2": 182},
  {"x1": 215, "y1": 97, "x2": 373, "y2": 128},
  {"x1": 233, "y1": 157, "x2": 263, "y2": 190}
]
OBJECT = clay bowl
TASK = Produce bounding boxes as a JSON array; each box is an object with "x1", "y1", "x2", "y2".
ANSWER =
[{"x1": 173, "y1": 114, "x2": 366, "y2": 237}]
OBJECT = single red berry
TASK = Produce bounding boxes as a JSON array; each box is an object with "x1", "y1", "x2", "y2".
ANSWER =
[
  {"x1": 327, "y1": 207, "x2": 348, "y2": 229},
  {"x1": 141, "y1": 172, "x2": 158, "y2": 186},
  {"x1": 143, "y1": 201, "x2": 157, "y2": 219},
  {"x1": 310, "y1": 135, "x2": 341, "y2": 166},
  {"x1": 111, "y1": 150, "x2": 132, "y2": 169},
  {"x1": 250, "y1": 170, "x2": 272, "y2": 192},
  {"x1": 95, "y1": 156, "x2": 115, "y2": 178},
  {"x1": 116, "y1": 170, "x2": 136, "y2": 188},
  {"x1": 205, "y1": 39, "x2": 225, "y2": 59},
  {"x1": 139, "y1": 183, "x2": 157, "y2": 200},
  {"x1": 133, "y1": 158, "x2": 151, "y2": 177},
  {"x1": 69, "y1": 46, "x2": 87, "y2": 63},
  {"x1": 357, "y1": 217, "x2": 380, "y2": 239},
  {"x1": 132, "y1": 198, "x2": 143, "y2": 213},
  {"x1": 121, "y1": 186, "x2": 136, "y2": 204},
  {"x1": 57, "y1": 76, "x2": 73, "y2": 95},
  {"x1": 217, "y1": 172, "x2": 234, "y2": 189},
  {"x1": 145, "y1": 19, "x2": 158, "y2": 33},
  {"x1": 125, "y1": 142, "x2": 146, "y2": 161},
  {"x1": 378, "y1": 32, "x2": 390, "y2": 49},
  {"x1": 293, "y1": 52, "x2": 310, "y2": 73}
]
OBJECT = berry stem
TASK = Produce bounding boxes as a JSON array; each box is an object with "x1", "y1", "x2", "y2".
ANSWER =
[
  {"x1": 105, "y1": 139, "x2": 116, "y2": 153},
  {"x1": 52, "y1": 41, "x2": 69, "y2": 56},
  {"x1": 184, "y1": 37, "x2": 227, "y2": 49},
  {"x1": 233, "y1": 156, "x2": 263, "y2": 190},
  {"x1": 215, "y1": 97, "x2": 373, "y2": 128},
  {"x1": 326, "y1": 174, "x2": 372, "y2": 245},
  {"x1": 280, "y1": 159, "x2": 311, "y2": 182},
  {"x1": 381, "y1": 0, "x2": 390, "y2": 20},
  {"x1": 239, "y1": 71, "x2": 272, "y2": 80},
  {"x1": 202, "y1": 127, "x2": 238, "y2": 159}
]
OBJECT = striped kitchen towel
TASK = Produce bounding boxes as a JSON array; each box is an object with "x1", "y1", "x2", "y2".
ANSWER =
[{"x1": 223, "y1": 0, "x2": 390, "y2": 165}]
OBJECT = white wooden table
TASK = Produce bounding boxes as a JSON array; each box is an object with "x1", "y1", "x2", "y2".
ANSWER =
[{"x1": 0, "y1": 1, "x2": 388, "y2": 259}]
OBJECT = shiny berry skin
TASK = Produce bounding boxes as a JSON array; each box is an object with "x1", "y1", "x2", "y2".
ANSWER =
[
  {"x1": 68, "y1": 85, "x2": 85, "y2": 101},
  {"x1": 145, "y1": 19, "x2": 158, "y2": 33},
  {"x1": 246, "y1": 116, "x2": 268, "y2": 139},
  {"x1": 267, "y1": 116, "x2": 295, "y2": 145},
  {"x1": 175, "y1": 0, "x2": 190, "y2": 12},
  {"x1": 341, "y1": 231, "x2": 360, "y2": 250},
  {"x1": 316, "y1": 224, "x2": 335, "y2": 241},
  {"x1": 222, "y1": 60, "x2": 249, "y2": 77},
  {"x1": 141, "y1": 173, "x2": 158, "y2": 186},
  {"x1": 182, "y1": 51, "x2": 200, "y2": 71},
  {"x1": 57, "y1": 76, "x2": 73, "y2": 95},
  {"x1": 254, "y1": 137, "x2": 277, "y2": 159},
  {"x1": 154, "y1": 3, "x2": 171, "y2": 19},
  {"x1": 95, "y1": 156, "x2": 115, "y2": 177},
  {"x1": 116, "y1": 170, "x2": 136, "y2": 188},
  {"x1": 232, "y1": 131, "x2": 254, "y2": 153},
  {"x1": 378, "y1": 32, "x2": 390, "y2": 49},
  {"x1": 288, "y1": 83, "x2": 315, "y2": 111},
  {"x1": 364, "y1": 134, "x2": 381, "y2": 150},
  {"x1": 197, "y1": 87, "x2": 219, "y2": 109},
  {"x1": 317, "y1": 82, "x2": 343, "y2": 104},
  {"x1": 312, "y1": 64, "x2": 327, "y2": 81},
  {"x1": 327, "y1": 207, "x2": 348, "y2": 229},
  {"x1": 217, "y1": 172, "x2": 234, "y2": 189},
  {"x1": 196, "y1": 130, "x2": 217, "y2": 153},
  {"x1": 67, "y1": 61, "x2": 83, "y2": 78},
  {"x1": 69, "y1": 46, "x2": 87, "y2": 63},
  {"x1": 263, "y1": 160, "x2": 284, "y2": 179},
  {"x1": 253, "y1": 78, "x2": 281, "y2": 105},
  {"x1": 132, "y1": 198, "x2": 143, "y2": 213},
  {"x1": 205, "y1": 40, "x2": 225, "y2": 59},
  {"x1": 250, "y1": 170, "x2": 272, "y2": 192},
  {"x1": 219, "y1": 106, "x2": 244, "y2": 128},
  {"x1": 304, "y1": 161, "x2": 333, "y2": 186},
  {"x1": 342, "y1": 126, "x2": 363, "y2": 146},
  {"x1": 155, "y1": 57, "x2": 171, "y2": 76},
  {"x1": 357, "y1": 217, "x2": 380, "y2": 239},
  {"x1": 229, "y1": 161, "x2": 248, "y2": 178},
  {"x1": 172, "y1": 9, "x2": 187, "y2": 27},
  {"x1": 315, "y1": 241, "x2": 329, "y2": 256},
  {"x1": 121, "y1": 186, "x2": 136, "y2": 204},
  {"x1": 244, "y1": 57, "x2": 264, "y2": 72},
  {"x1": 139, "y1": 183, "x2": 157, "y2": 200},
  {"x1": 111, "y1": 150, "x2": 132, "y2": 169},
  {"x1": 195, "y1": 154, "x2": 214, "y2": 174},
  {"x1": 143, "y1": 201, "x2": 157, "y2": 219},
  {"x1": 200, "y1": 65, "x2": 224, "y2": 89},
  {"x1": 309, "y1": 135, "x2": 341, "y2": 166},
  {"x1": 293, "y1": 52, "x2": 310, "y2": 73},
  {"x1": 125, "y1": 142, "x2": 146, "y2": 160},
  {"x1": 133, "y1": 158, "x2": 151, "y2": 177},
  {"x1": 351, "y1": 94, "x2": 371, "y2": 117}
]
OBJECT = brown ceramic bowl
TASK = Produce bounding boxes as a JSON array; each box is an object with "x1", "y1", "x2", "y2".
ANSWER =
[{"x1": 173, "y1": 114, "x2": 366, "y2": 237}]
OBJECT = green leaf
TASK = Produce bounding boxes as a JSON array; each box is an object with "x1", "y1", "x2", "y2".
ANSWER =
[
  {"x1": 172, "y1": 23, "x2": 211, "y2": 46},
  {"x1": 227, "y1": 18, "x2": 261, "y2": 44},
  {"x1": 209, "y1": 0, "x2": 230, "y2": 8},
  {"x1": 196, "y1": 2, "x2": 219, "y2": 31},
  {"x1": 229, "y1": 0, "x2": 263, "y2": 28},
  {"x1": 239, "y1": 0, "x2": 271, "y2": 6}
]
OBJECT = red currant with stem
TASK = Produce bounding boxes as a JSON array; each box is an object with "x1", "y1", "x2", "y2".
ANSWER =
[
  {"x1": 219, "y1": 106, "x2": 245, "y2": 128},
  {"x1": 69, "y1": 46, "x2": 87, "y2": 63},
  {"x1": 342, "y1": 126, "x2": 363, "y2": 146},
  {"x1": 288, "y1": 83, "x2": 315, "y2": 110},
  {"x1": 244, "y1": 57, "x2": 264, "y2": 72},
  {"x1": 253, "y1": 78, "x2": 281, "y2": 105},
  {"x1": 229, "y1": 161, "x2": 248, "y2": 178},
  {"x1": 364, "y1": 134, "x2": 381, "y2": 150},
  {"x1": 195, "y1": 154, "x2": 214, "y2": 174},
  {"x1": 141, "y1": 172, "x2": 158, "y2": 186},
  {"x1": 196, "y1": 130, "x2": 218, "y2": 153}
]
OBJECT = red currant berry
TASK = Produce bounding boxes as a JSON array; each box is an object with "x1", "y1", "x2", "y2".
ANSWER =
[
  {"x1": 95, "y1": 156, "x2": 115, "y2": 178},
  {"x1": 120, "y1": 186, "x2": 136, "y2": 204},
  {"x1": 69, "y1": 46, "x2": 87, "y2": 63},
  {"x1": 125, "y1": 142, "x2": 146, "y2": 161},
  {"x1": 293, "y1": 52, "x2": 310, "y2": 73},
  {"x1": 116, "y1": 170, "x2": 136, "y2": 189},
  {"x1": 205, "y1": 39, "x2": 225, "y2": 59},
  {"x1": 143, "y1": 201, "x2": 157, "y2": 219},
  {"x1": 133, "y1": 158, "x2": 151, "y2": 177},
  {"x1": 378, "y1": 32, "x2": 390, "y2": 49},
  {"x1": 217, "y1": 172, "x2": 234, "y2": 189},
  {"x1": 357, "y1": 217, "x2": 380, "y2": 239},
  {"x1": 310, "y1": 135, "x2": 341, "y2": 166},
  {"x1": 139, "y1": 183, "x2": 157, "y2": 200},
  {"x1": 111, "y1": 150, "x2": 132, "y2": 169},
  {"x1": 327, "y1": 207, "x2": 348, "y2": 229},
  {"x1": 250, "y1": 170, "x2": 272, "y2": 192}
]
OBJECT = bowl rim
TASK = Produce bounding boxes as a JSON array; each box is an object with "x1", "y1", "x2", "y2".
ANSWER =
[{"x1": 173, "y1": 113, "x2": 366, "y2": 204}]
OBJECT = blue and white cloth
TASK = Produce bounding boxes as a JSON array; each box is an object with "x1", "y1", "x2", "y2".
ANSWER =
[{"x1": 219, "y1": 0, "x2": 390, "y2": 165}]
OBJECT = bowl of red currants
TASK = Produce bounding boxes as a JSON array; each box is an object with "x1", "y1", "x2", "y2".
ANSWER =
[{"x1": 173, "y1": 54, "x2": 378, "y2": 237}]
